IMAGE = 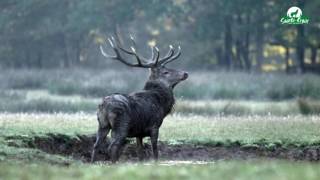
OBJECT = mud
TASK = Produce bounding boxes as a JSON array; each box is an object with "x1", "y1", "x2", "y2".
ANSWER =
[{"x1": 9, "y1": 134, "x2": 320, "y2": 162}]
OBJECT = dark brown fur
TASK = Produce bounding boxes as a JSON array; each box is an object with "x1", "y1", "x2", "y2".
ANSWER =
[{"x1": 91, "y1": 67, "x2": 187, "y2": 163}]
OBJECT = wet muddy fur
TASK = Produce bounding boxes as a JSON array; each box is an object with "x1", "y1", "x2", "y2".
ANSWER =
[
  {"x1": 92, "y1": 34, "x2": 188, "y2": 163},
  {"x1": 91, "y1": 80, "x2": 176, "y2": 163}
]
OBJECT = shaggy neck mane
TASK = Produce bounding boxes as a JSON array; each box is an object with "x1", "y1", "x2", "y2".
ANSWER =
[{"x1": 143, "y1": 80, "x2": 175, "y2": 115}]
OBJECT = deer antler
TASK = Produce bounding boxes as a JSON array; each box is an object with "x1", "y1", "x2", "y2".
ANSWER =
[
  {"x1": 100, "y1": 34, "x2": 181, "y2": 68},
  {"x1": 159, "y1": 45, "x2": 181, "y2": 66}
]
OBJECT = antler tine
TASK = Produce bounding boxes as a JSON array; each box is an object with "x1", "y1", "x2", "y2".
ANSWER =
[
  {"x1": 164, "y1": 45, "x2": 175, "y2": 59},
  {"x1": 108, "y1": 38, "x2": 115, "y2": 48},
  {"x1": 119, "y1": 34, "x2": 153, "y2": 65},
  {"x1": 112, "y1": 35, "x2": 145, "y2": 66},
  {"x1": 129, "y1": 35, "x2": 155, "y2": 65},
  {"x1": 128, "y1": 35, "x2": 146, "y2": 65},
  {"x1": 100, "y1": 37, "x2": 143, "y2": 67},
  {"x1": 161, "y1": 46, "x2": 181, "y2": 66},
  {"x1": 145, "y1": 46, "x2": 160, "y2": 67},
  {"x1": 99, "y1": 38, "x2": 118, "y2": 59},
  {"x1": 158, "y1": 45, "x2": 175, "y2": 64},
  {"x1": 112, "y1": 36, "x2": 135, "y2": 55},
  {"x1": 149, "y1": 46, "x2": 154, "y2": 61},
  {"x1": 131, "y1": 50, "x2": 143, "y2": 66},
  {"x1": 153, "y1": 46, "x2": 160, "y2": 65},
  {"x1": 129, "y1": 34, "x2": 137, "y2": 51}
]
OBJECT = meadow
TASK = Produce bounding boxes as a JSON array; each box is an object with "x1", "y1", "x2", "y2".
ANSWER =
[
  {"x1": 1, "y1": 68, "x2": 320, "y2": 100},
  {"x1": 1, "y1": 68, "x2": 320, "y2": 115},
  {"x1": 1, "y1": 113, "x2": 320, "y2": 179},
  {"x1": 0, "y1": 69, "x2": 320, "y2": 179}
]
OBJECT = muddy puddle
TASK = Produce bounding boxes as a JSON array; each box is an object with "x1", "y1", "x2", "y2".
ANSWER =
[{"x1": 7, "y1": 134, "x2": 320, "y2": 162}]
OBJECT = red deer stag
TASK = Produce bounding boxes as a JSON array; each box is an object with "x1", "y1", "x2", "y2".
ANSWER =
[{"x1": 91, "y1": 35, "x2": 188, "y2": 163}]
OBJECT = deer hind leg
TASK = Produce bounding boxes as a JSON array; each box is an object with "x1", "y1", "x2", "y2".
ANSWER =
[
  {"x1": 150, "y1": 129, "x2": 159, "y2": 161},
  {"x1": 109, "y1": 135, "x2": 126, "y2": 163},
  {"x1": 136, "y1": 137, "x2": 144, "y2": 161},
  {"x1": 108, "y1": 115, "x2": 129, "y2": 163},
  {"x1": 91, "y1": 126, "x2": 110, "y2": 163}
]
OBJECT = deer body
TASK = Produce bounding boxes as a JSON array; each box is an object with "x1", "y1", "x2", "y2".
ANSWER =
[
  {"x1": 100, "y1": 81, "x2": 174, "y2": 138},
  {"x1": 126, "y1": 81, "x2": 174, "y2": 137},
  {"x1": 91, "y1": 35, "x2": 188, "y2": 163}
]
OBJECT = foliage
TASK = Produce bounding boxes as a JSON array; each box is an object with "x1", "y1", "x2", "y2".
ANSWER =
[{"x1": 0, "y1": 0, "x2": 319, "y2": 71}]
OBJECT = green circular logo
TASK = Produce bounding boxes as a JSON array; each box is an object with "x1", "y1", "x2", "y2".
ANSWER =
[{"x1": 287, "y1": 7, "x2": 302, "y2": 18}]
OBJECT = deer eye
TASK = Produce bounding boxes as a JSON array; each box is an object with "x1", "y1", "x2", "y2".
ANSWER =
[{"x1": 163, "y1": 71, "x2": 169, "y2": 75}]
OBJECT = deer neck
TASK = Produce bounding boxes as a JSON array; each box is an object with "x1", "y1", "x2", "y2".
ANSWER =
[{"x1": 143, "y1": 80, "x2": 175, "y2": 115}]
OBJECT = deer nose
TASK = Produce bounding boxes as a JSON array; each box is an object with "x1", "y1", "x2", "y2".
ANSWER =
[{"x1": 182, "y1": 72, "x2": 188, "y2": 80}]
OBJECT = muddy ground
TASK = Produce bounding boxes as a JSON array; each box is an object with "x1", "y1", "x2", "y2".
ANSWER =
[{"x1": 7, "y1": 134, "x2": 320, "y2": 163}]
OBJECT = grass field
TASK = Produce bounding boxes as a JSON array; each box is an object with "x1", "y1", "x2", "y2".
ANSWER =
[
  {"x1": 1, "y1": 69, "x2": 320, "y2": 179},
  {"x1": 1, "y1": 161, "x2": 320, "y2": 180},
  {"x1": 0, "y1": 113, "x2": 320, "y2": 179},
  {"x1": 1, "y1": 113, "x2": 320, "y2": 144}
]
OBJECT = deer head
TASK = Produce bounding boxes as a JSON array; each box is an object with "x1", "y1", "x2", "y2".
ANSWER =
[{"x1": 100, "y1": 35, "x2": 188, "y2": 88}]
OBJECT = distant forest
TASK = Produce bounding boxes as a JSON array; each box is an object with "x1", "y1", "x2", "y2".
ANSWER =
[{"x1": 0, "y1": 0, "x2": 319, "y2": 73}]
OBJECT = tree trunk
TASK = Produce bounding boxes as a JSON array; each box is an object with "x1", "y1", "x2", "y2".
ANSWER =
[
  {"x1": 296, "y1": 25, "x2": 305, "y2": 73},
  {"x1": 285, "y1": 46, "x2": 290, "y2": 73},
  {"x1": 311, "y1": 47, "x2": 317, "y2": 65},
  {"x1": 235, "y1": 39, "x2": 244, "y2": 70},
  {"x1": 296, "y1": 0, "x2": 305, "y2": 73},
  {"x1": 74, "y1": 38, "x2": 81, "y2": 65},
  {"x1": 61, "y1": 34, "x2": 70, "y2": 68},
  {"x1": 224, "y1": 15, "x2": 232, "y2": 70},
  {"x1": 235, "y1": 14, "x2": 243, "y2": 70},
  {"x1": 242, "y1": 14, "x2": 251, "y2": 71},
  {"x1": 215, "y1": 47, "x2": 223, "y2": 67},
  {"x1": 255, "y1": 9, "x2": 264, "y2": 72}
]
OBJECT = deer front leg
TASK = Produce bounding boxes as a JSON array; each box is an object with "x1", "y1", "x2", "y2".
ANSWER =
[
  {"x1": 136, "y1": 137, "x2": 144, "y2": 161},
  {"x1": 91, "y1": 126, "x2": 110, "y2": 163},
  {"x1": 150, "y1": 129, "x2": 159, "y2": 161}
]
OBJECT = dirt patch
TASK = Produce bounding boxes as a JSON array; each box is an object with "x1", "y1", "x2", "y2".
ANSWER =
[{"x1": 7, "y1": 134, "x2": 320, "y2": 162}]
